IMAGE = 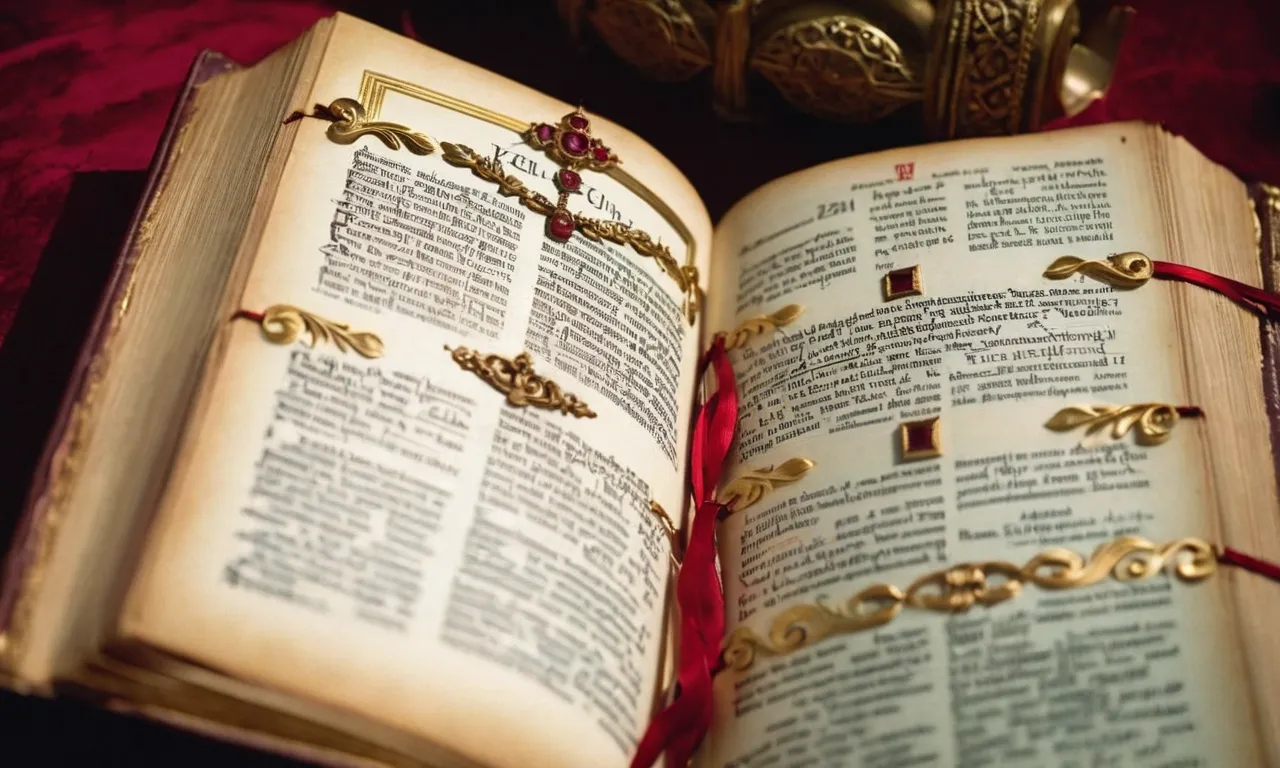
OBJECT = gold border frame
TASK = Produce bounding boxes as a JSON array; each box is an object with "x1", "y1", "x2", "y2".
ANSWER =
[{"x1": 356, "y1": 71, "x2": 698, "y2": 272}]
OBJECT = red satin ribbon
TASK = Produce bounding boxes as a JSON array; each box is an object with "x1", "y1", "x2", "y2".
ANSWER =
[
  {"x1": 632, "y1": 337, "x2": 738, "y2": 768},
  {"x1": 1153, "y1": 262, "x2": 1280, "y2": 319},
  {"x1": 1219, "y1": 547, "x2": 1280, "y2": 582}
]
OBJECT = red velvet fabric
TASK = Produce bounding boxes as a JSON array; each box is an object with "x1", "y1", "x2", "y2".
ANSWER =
[{"x1": 2, "y1": 0, "x2": 1279, "y2": 347}]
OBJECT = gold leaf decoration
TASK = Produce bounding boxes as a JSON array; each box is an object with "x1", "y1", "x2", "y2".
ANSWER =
[
  {"x1": 1044, "y1": 403, "x2": 1185, "y2": 445},
  {"x1": 252, "y1": 305, "x2": 384, "y2": 358},
  {"x1": 720, "y1": 304, "x2": 805, "y2": 351},
  {"x1": 440, "y1": 141, "x2": 701, "y2": 324},
  {"x1": 446, "y1": 345, "x2": 596, "y2": 418},
  {"x1": 719, "y1": 457, "x2": 815, "y2": 514},
  {"x1": 324, "y1": 98, "x2": 436, "y2": 155},
  {"x1": 721, "y1": 536, "x2": 1216, "y2": 673},
  {"x1": 1042, "y1": 251, "x2": 1153, "y2": 289}
]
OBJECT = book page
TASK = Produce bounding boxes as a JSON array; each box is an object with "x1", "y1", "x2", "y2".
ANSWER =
[
  {"x1": 700, "y1": 123, "x2": 1263, "y2": 766},
  {"x1": 120, "y1": 15, "x2": 710, "y2": 768}
]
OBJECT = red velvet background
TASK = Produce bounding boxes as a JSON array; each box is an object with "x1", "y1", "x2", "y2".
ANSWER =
[{"x1": 0, "y1": 0, "x2": 1278, "y2": 764}]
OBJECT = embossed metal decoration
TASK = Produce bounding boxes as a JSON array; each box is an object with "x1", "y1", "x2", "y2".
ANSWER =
[
  {"x1": 649, "y1": 500, "x2": 682, "y2": 567},
  {"x1": 446, "y1": 345, "x2": 596, "y2": 418},
  {"x1": 883, "y1": 265, "x2": 924, "y2": 301},
  {"x1": 721, "y1": 535, "x2": 1216, "y2": 672},
  {"x1": 1043, "y1": 251, "x2": 1154, "y2": 289},
  {"x1": 751, "y1": 15, "x2": 923, "y2": 123},
  {"x1": 523, "y1": 108, "x2": 620, "y2": 244},
  {"x1": 900, "y1": 416, "x2": 941, "y2": 460},
  {"x1": 720, "y1": 304, "x2": 805, "y2": 351},
  {"x1": 580, "y1": 0, "x2": 715, "y2": 82},
  {"x1": 238, "y1": 305, "x2": 384, "y2": 359},
  {"x1": 322, "y1": 97, "x2": 435, "y2": 155},
  {"x1": 719, "y1": 457, "x2": 815, "y2": 514},
  {"x1": 1044, "y1": 403, "x2": 1190, "y2": 446},
  {"x1": 440, "y1": 141, "x2": 701, "y2": 324}
]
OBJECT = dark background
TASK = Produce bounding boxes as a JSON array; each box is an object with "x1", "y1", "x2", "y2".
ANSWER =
[{"x1": 1, "y1": 0, "x2": 1278, "y2": 764}]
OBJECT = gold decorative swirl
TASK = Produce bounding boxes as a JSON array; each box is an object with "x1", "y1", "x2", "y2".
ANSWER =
[
  {"x1": 1043, "y1": 252, "x2": 1154, "y2": 289},
  {"x1": 440, "y1": 141, "x2": 700, "y2": 324},
  {"x1": 1044, "y1": 403, "x2": 1185, "y2": 446},
  {"x1": 719, "y1": 457, "x2": 815, "y2": 514},
  {"x1": 446, "y1": 346, "x2": 596, "y2": 418},
  {"x1": 245, "y1": 305, "x2": 384, "y2": 358},
  {"x1": 649, "y1": 500, "x2": 682, "y2": 567},
  {"x1": 323, "y1": 97, "x2": 435, "y2": 155},
  {"x1": 721, "y1": 584, "x2": 904, "y2": 672},
  {"x1": 722, "y1": 536, "x2": 1216, "y2": 672},
  {"x1": 719, "y1": 305, "x2": 805, "y2": 351}
]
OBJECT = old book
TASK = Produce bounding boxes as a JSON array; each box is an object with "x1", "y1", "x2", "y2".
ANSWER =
[{"x1": 2, "y1": 11, "x2": 1278, "y2": 767}]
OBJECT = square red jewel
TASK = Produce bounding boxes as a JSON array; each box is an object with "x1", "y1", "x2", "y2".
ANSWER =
[
  {"x1": 900, "y1": 417, "x2": 941, "y2": 461},
  {"x1": 883, "y1": 266, "x2": 923, "y2": 301}
]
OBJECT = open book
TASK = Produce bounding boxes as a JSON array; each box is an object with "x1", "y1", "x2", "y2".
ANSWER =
[{"x1": 3, "y1": 12, "x2": 1280, "y2": 767}]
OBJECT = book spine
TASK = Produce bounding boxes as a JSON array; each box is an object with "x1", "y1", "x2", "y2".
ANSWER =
[{"x1": 1252, "y1": 182, "x2": 1280, "y2": 503}]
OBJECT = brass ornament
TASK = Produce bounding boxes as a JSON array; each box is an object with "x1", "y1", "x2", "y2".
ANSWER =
[
  {"x1": 883, "y1": 265, "x2": 924, "y2": 301},
  {"x1": 446, "y1": 345, "x2": 596, "y2": 418},
  {"x1": 1044, "y1": 403, "x2": 1187, "y2": 446},
  {"x1": 750, "y1": 14, "x2": 924, "y2": 123},
  {"x1": 322, "y1": 97, "x2": 435, "y2": 155},
  {"x1": 240, "y1": 305, "x2": 384, "y2": 359},
  {"x1": 720, "y1": 457, "x2": 815, "y2": 514},
  {"x1": 439, "y1": 141, "x2": 701, "y2": 324},
  {"x1": 721, "y1": 536, "x2": 1216, "y2": 672},
  {"x1": 584, "y1": 0, "x2": 715, "y2": 82},
  {"x1": 899, "y1": 416, "x2": 942, "y2": 460},
  {"x1": 719, "y1": 304, "x2": 805, "y2": 351},
  {"x1": 1043, "y1": 252, "x2": 1154, "y2": 289}
]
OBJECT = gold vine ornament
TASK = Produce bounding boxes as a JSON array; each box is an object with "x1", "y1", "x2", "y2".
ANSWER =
[
  {"x1": 1043, "y1": 252, "x2": 1153, "y2": 289},
  {"x1": 243, "y1": 305, "x2": 384, "y2": 359},
  {"x1": 719, "y1": 304, "x2": 805, "y2": 351},
  {"x1": 439, "y1": 141, "x2": 701, "y2": 325},
  {"x1": 721, "y1": 536, "x2": 1216, "y2": 673},
  {"x1": 446, "y1": 346, "x2": 596, "y2": 418},
  {"x1": 322, "y1": 97, "x2": 435, "y2": 155},
  {"x1": 719, "y1": 457, "x2": 815, "y2": 514},
  {"x1": 1045, "y1": 403, "x2": 1187, "y2": 446}
]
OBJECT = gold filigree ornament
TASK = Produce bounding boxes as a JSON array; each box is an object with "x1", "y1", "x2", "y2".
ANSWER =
[
  {"x1": 719, "y1": 304, "x2": 805, "y2": 351},
  {"x1": 719, "y1": 457, "x2": 815, "y2": 514},
  {"x1": 720, "y1": 536, "x2": 1216, "y2": 672},
  {"x1": 649, "y1": 500, "x2": 682, "y2": 567},
  {"x1": 237, "y1": 305, "x2": 384, "y2": 358},
  {"x1": 1043, "y1": 251, "x2": 1154, "y2": 289},
  {"x1": 439, "y1": 141, "x2": 701, "y2": 325},
  {"x1": 446, "y1": 345, "x2": 596, "y2": 418},
  {"x1": 1045, "y1": 403, "x2": 1191, "y2": 446},
  {"x1": 321, "y1": 97, "x2": 435, "y2": 155}
]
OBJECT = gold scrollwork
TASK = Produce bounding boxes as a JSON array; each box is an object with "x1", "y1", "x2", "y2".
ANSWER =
[
  {"x1": 588, "y1": 0, "x2": 714, "y2": 82},
  {"x1": 751, "y1": 16, "x2": 922, "y2": 122},
  {"x1": 719, "y1": 457, "x2": 815, "y2": 514},
  {"x1": 323, "y1": 98, "x2": 436, "y2": 155},
  {"x1": 719, "y1": 305, "x2": 805, "y2": 351},
  {"x1": 242, "y1": 305, "x2": 384, "y2": 358},
  {"x1": 649, "y1": 500, "x2": 682, "y2": 567},
  {"x1": 1044, "y1": 403, "x2": 1185, "y2": 446},
  {"x1": 446, "y1": 346, "x2": 596, "y2": 418},
  {"x1": 439, "y1": 142, "x2": 701, "y2": 324},
  {"x1": 1043, "y1": 252, "x2": 1154, "y2": 289},
  {"x1": 722, "y1": 536, "x2": 1216, "y2": 672}
]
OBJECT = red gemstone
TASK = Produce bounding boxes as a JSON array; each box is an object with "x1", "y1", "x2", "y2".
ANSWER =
[
  {"x1": 901, "y1": 417, "x2": 940, "y2": 460},
  {"x1": 592, "y1": 146, "x2": 611, "y2": 163},
  {"x1": 547, "y1": 212, "x2": 575, "y2": 241},
  {"x1": 568, "y1": 113, "x2": 589, "y2": 130},
  {"x1": 535, "y1": 123, "x2": 554, "y2": 142},
  {"x1": 886, "y1": 266, "x2": 920, "y2": 297},
  {"x1": 556, "y1": 169, "x2": 582, "y2": 192},
  {"x1": 561, "y1": 131, "x2": 588, "y2": 155}
]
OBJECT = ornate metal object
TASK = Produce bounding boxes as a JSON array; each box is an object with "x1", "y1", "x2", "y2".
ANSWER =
[
  {"x1": 580, "y1": 0, "x2": 716, "y2": 82},
  {"x1": 721, "y1": 535, "x2": 1216, "y2": 672},
  {"x1": 446, "y1": 345, "x2": 596, "y2": 418},
  {"x1": 899, "y1": 416, "x2": 941, "y2": 459},
  {"x1": 649, "y1": 500, "x2": 682, "y2": 566},
  {"x1": 1045, "y1": 403, "x2": 1188, "y2": 445},
  {"x1": 523, "y1": 109, "x2": 620, "y2": 243},
  {"x1": 1043, "y1": 252, "x2": 1154, "y2": 289},
  {"x1": 239, "y1": 305, "x2": 384, "y2": 359},
  {"x1": 720, "y1": 304, "x2": 804, "y2": 350},
  {"x1": 323, "y1": 98, "x2": 435, "y2": 155},
  {"x1": 720, "y1": 457, "x2": 815, "y2": 513}
]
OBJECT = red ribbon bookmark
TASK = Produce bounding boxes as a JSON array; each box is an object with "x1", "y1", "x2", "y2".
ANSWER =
[
  {"x1": 632, "y1": 337, "x2": 738, "y2": 768},
  {"x1": 1153, "y1": 262, "x2": 1280, "y2": 319}
]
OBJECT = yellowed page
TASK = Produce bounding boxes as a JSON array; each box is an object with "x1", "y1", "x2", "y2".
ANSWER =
[
  {"x1": 701, "y1": 123, "x2": 1262, "y2": 766},
  {"x1": 121, "y1": 14, "x2": 710, "y2": 768}
]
